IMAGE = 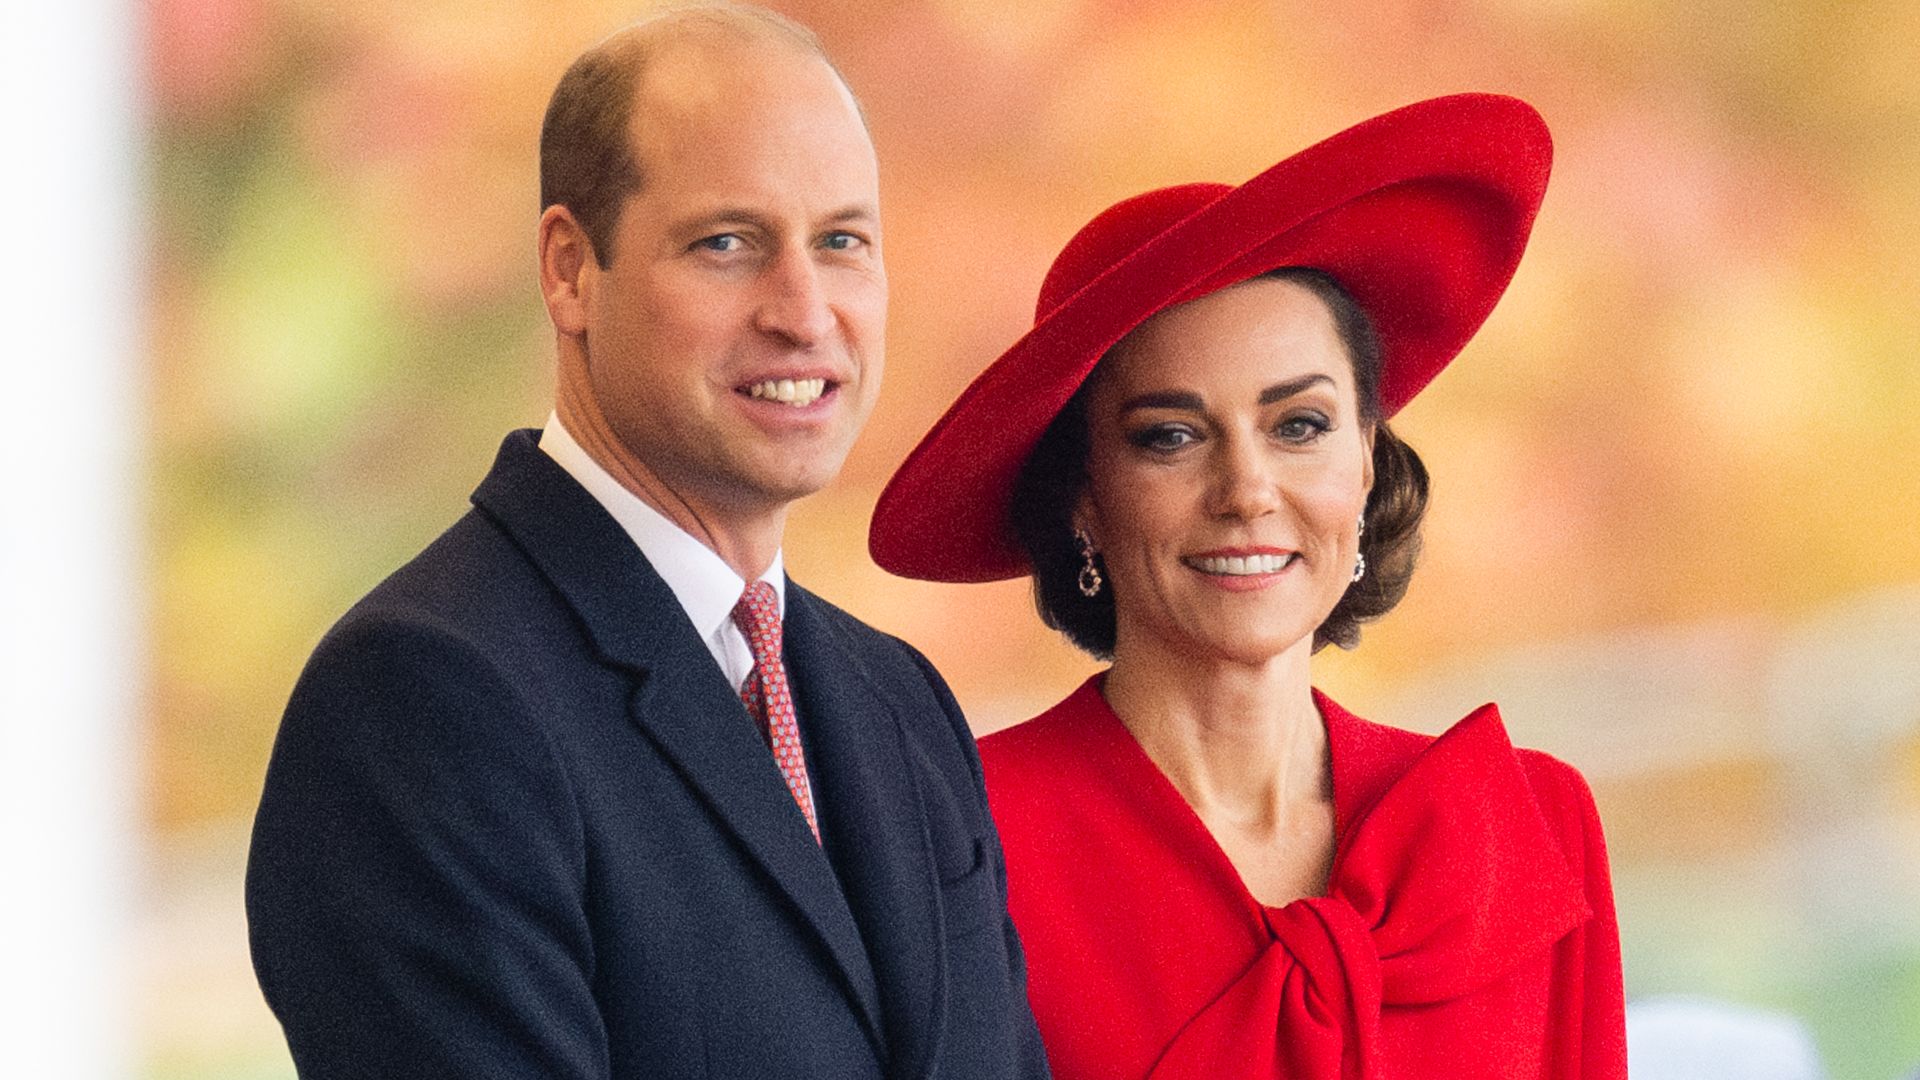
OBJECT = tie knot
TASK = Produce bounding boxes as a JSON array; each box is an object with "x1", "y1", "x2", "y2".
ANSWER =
[{"x1": 731, "y1": 580, "x2": 782, "y2": 663}]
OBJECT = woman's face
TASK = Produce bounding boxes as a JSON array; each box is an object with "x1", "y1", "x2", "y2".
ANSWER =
[{"x1": 1078, "y1": 276, "x2": 1374, "y2": 667}]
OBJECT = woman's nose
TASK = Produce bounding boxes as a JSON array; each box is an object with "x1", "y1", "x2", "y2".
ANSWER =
[{"x1": 1206, "y1": 438, "x2": 1281, "y2": 521}]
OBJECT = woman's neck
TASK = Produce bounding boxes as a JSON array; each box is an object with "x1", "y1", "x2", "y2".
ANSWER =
[{"x1": 1103, "y1": 635, "x2": 1331, "y2": 839}]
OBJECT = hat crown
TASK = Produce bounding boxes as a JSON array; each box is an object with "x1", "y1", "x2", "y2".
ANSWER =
[{"x1": 1036, "y1": 183, "x2": 1230, "y2": 323}]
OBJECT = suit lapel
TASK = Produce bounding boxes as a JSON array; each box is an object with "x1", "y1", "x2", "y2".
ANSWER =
[
  {"x1": 625, "y1": 633, "x2": 886, "y2": 1049},
  {"x1": 469, "y1": 430, "x2": 884, "y2": 1051},
  {"x1": 786, "y1": 586, "x2": 946, "y2": 1080}
]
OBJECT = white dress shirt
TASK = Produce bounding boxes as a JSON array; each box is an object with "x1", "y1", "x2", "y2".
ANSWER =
[{"x1": 538, "y1": 413, "x2": 784, "y2": 697}]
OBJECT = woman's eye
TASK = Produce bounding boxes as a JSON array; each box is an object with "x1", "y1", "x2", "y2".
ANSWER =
[
  {"x1": 1276, "y1": 414, "x2": 1331, "y2": 443},
  {"x1": 1130, "y1": 426, "x2": 1197, "y2": 453}
]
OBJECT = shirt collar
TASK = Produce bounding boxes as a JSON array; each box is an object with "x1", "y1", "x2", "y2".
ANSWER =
[{"x1": 538, "y1": 412, "x2": 785, "y2": 643}]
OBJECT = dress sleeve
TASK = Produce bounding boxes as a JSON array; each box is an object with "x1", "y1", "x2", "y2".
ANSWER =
[
  {"x1": 1527, "y1": 752, "x2": 1628, "y2": 1079},
  {"x1": 246, "y1": 618, "x2": 610, "y2": 1079}
]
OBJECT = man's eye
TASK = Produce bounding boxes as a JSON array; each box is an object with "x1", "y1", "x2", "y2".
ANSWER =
[
  {"x1": 696, "y1": 234, "x2": 743, "y2": 253},
  {"x1": 821, "y1": 231, "x2": 863, "y2": 251}
]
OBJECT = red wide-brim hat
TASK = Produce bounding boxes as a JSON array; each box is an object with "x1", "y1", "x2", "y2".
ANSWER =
[{"x1": 870, "y1": 93, "x2": 1552, "y2": 584}]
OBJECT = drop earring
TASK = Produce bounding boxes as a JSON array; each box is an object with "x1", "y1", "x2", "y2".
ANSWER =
[
  {"x1": 1352, "y1": 513, "x2": 1367, "y2": 584},
  {"x1": 1074, "y1": 529, "x2": 1103, "y2": 598}
]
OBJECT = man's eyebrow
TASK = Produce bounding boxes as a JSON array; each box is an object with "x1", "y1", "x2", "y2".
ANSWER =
[
  {"x1": 821, "y1": 203, "x2": 878, "y2": 227},
  {"x1": 673, "y1": 204, "x2": 879, "y2": 236},
  {"x1": 674, "y1": 207, "x2": 778, "y2": 235},
  {"x1": 1257, "y1": 374, "x2": 1336, "y2": 405}
]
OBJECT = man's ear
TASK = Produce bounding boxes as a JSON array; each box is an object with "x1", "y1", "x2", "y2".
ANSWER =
[{"x1": 539, "y1": 204, "x2": 596, "y2": 338}]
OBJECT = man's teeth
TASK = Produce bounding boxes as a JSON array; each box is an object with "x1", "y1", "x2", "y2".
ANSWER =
[
  {"x1": 1188, "y1": 553, "x2": 1292, "y2": 576},
  {"x1": 745, "y1": 378, "x2": 827, "y2": 406}
]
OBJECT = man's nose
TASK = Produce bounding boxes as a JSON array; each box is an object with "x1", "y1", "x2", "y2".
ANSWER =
[
  {"x1": 754, "y1": 246, "x2": 837, "y2": 347},
  {"x1": 1205, "y1": 436, "x2": 1281, "y2": 521}
]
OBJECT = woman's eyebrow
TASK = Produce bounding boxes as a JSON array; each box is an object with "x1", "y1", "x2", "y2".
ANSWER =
[
  {"x1": 1257, "y1": 373, "x2": 1336, "y2": 405},
  {"x1": 1118, "y1": 390, "x2": 1205, "y2": 414},
  {"x1": 1117, "y1": 373, "x2": 1337, "y2": 415}
]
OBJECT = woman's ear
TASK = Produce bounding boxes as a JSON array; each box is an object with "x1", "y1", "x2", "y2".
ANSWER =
[
  {"x1": 1361, "y1": 421, "x2": 1377, "y2": 498},
  {"x1": 1070, "y1": 494, "x2": 1100, "y2": 551}
]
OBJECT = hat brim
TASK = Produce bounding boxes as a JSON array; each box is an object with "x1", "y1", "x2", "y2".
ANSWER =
[{"x1": 870, "y1": 93, "x2": 1552, "y2": 584}]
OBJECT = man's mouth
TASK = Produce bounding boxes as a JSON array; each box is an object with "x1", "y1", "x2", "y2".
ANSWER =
[
  {"x1": 741, "y1": 377, "x2": 829, "y2": 407},
  {"x1": 1182, "y1": 552, "x2": 1298, "y2": 576}
]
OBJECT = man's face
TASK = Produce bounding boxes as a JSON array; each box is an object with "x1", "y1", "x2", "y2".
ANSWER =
[{"x1": 579, "y1": 44, "x2": 885, "y2": 517}]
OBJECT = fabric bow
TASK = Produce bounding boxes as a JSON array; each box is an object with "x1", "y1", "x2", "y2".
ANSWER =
[{"x1": 1146, "y1": 705, "x2": 1590, "y2": 1080}]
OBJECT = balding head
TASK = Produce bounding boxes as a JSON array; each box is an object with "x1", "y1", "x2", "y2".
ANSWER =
[
  {"x1": 534, "y1": 1, "x2": 884, "y2": 566},
  {"x1": 539, "y1": 3, "x2": 863, "y2": 268}
]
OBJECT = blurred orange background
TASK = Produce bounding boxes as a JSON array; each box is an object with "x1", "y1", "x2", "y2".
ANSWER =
[{"x1": 146, "y1": 1, "x2": 1920, "y2": 1076}]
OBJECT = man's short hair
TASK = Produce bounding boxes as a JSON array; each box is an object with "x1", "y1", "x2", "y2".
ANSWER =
[{"x1": 538, "y1": 4, "x2": 847, "y2": 268}]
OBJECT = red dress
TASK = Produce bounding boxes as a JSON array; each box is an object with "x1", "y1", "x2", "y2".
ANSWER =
[{"x1": 979, "y1": 676, "x2": 1627, "y2": 1080}]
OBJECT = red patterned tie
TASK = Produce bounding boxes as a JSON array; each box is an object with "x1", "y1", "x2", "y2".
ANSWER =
[{"x1": 731, "y1": 581, "x2": 819, "y2": 842}]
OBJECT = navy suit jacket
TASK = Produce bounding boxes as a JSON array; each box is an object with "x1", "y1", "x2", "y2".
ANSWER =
[{"x1": 247, "y1": 430, "x2": 1050, "y2": 1079}]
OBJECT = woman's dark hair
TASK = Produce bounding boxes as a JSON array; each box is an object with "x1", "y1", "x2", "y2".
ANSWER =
[{"x1": 1008, "y1": 267, "x2": 1430, "y2": 658}]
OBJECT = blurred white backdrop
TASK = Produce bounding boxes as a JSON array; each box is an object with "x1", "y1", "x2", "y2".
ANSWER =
[{"x1": 0, "y1": 3, "x2": 140, "y2": 1077}]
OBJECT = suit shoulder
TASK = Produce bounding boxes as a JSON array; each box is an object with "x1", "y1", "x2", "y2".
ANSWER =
[
  {"x1": 785, "y1": 583, "x2": 892, "y2": 647},
  {"x1": 326, "y1": 508, "x2": 558, "y2": 655},
  {"x1": 292, "y1": 578, "x2": 534, "y2": 740},
  {"x1": 787, "y1": 582, "x2": 937, "y2": 683},
  {"x1": 352, "y1": 508, "x2": 523, "y2": 609},
  {"x1": 786, "y1": 584, "x2": 986, "y2": 775}
]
